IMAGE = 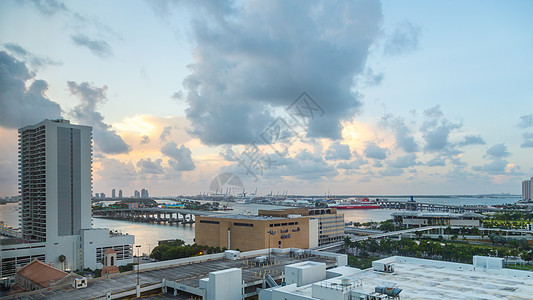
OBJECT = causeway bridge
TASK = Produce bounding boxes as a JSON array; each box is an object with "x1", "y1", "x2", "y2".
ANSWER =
[
  {"x1": 92, "y1": 208, "x2": 220, "y2": 224},
  {"x1": 0, "y1": 223, "x2": 21, "y2": 238},
  {"x1": 379, "y1": 200, "x2": 506, "y2": 213}
]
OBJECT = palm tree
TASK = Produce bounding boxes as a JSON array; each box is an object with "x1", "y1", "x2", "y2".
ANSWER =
[{"x1": 58, "y1": 255, "x2": 66, "y2": 270}]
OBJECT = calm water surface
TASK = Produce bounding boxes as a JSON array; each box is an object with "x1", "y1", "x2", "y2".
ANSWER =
[{"x1": 0, "y1": 197, "x2": 520, "y2": 255}]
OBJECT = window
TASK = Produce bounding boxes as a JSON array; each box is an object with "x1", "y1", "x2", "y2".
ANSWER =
[
  {"x1": 234, "y1": 222, "x2": 253, "y2": 227},
  {"x1": 200, "y1": 220, "x2": 220, "y2": 224}
]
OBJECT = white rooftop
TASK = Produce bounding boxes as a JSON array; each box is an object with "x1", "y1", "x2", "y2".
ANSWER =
[{"x1": 271, "y1": 256, "x2": 533, "y2": 300}]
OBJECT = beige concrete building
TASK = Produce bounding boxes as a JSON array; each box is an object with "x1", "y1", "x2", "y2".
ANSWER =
[
  {"x1": 258, "y1": 208, "x2": 345, "y2": 246},
  {"x1": 195, "y1": 214, "x2": 311, "y2": 251},
  {"x1": 195, "y1": 208, "x2": 344, "y2": 251}
]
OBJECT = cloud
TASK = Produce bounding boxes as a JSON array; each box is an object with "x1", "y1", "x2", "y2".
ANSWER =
[
  {"x1": 68, "y1": 81, "x2": 131, "y2": 154},
  {"x1": 22, "y1": 0, "x2": 69, "y2": 16},
  {"x1": 136, "y1": 158, "x2": 164, "y2": 174},
  {"x1": 181, "y1": 0, "x2": 383, "y2": 145},
  {"x1": 458, "y1": 135, "x2": 485, "y2": 146},
  {"x1": 337, "y1": 159, "x2": 366, "y2": 170},
  {"x1": 160, "y1": 126, "x2": 172, "y2": 142},
  {"x1": 4, "y1": 43, "x2": 61, "y2": 70},
  {"x1": 0, "y1": 51, "x2": 62, "y2": 128},
  {"x1": 384, "y1": 21, "x2": 421, "y2": 56},
  {"x1": 96, "y1": 156, "x2": 137, "y2": 182},
  {"x1": 421, "y1": 105, "x2": 462, "y2": 153},
  {"x1": 388, "y1": 153, "x2": 418, "y2": 168},
  {"x1": 472, "y1": 159, "x2": 509, "y2": 175},
  {"x1": 485, "y1": 143, "x2": 510, "y2": 158},
  {"x1": 140, "y1": 135, "x2": 150, "y2": 144},
  {"x1": 426, "y1": 156, "x2": 446, "y2": 167},
  {"x1": 161, "y1": 142, "x2": 196, "y2": 171},
  {"x1": 324, "y1": 142, "x2": 351, "y2": 160},
  {"x1": 380, "y1": 114, "x2": 418, "y2": 153},
  {"x1": 263, "y1": 150, "x2": 337, "y2": 181},
  {"x1": 517, "y1": 114, "x2": 533, "y2": 129},
  {"x1": 521, "y1": 132, "x2": 533, "y2": 148},
  {"x1": 379, "y1": 167, "x2": 404, "y2": 177},
  {"x1": 364, "y1": 142, "x2": 388, "y2": 160},
  {"x1": 71, "y1": 34, "x2": 113, "y2": 58}
]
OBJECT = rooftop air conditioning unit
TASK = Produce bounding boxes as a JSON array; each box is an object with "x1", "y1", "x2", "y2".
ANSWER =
[{"x1": 73, "y1": 277, "x2": 87, "y2": 289}]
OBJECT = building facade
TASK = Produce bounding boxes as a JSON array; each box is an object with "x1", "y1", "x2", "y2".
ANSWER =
[
  {"x1": 523, "y1": 179, "x2": 531, "y2": 201},
  {"x1": 258, "y1": 208, "x2": 345, "y2": 246},
  {"x1": 2, "y1": 119, "x2": 134, "y2": 279},
  {"x1": 195, "y1": 215, "x2": 311, "y2": 251}
]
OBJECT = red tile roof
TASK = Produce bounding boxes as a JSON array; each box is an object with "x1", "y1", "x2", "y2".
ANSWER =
[{"x1": 17, "y1": 259, "x2": 69, "y2": 288}]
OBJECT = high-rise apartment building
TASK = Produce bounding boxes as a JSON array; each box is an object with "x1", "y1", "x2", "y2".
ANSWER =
[
  {"x1": 112, "y1": 188, "x2": 116, "y2": 198},
  {"x1": 1, "y1": 119, "x2": 134, "y2": 278},
  {"x1": 118, "y1": 189, "x2": 123, "y2": 198},
  {"x1": 19, "y1": 119, "x2": 92, "y2": 242},
  {"x1": 523, "y1": 179, "x2": 531, "y2": 201},
  {"x1": 141, "y1": 188, "x2": 149, "y2": 198},
  {"x1": 134, "y1": 190, "x2": 140, "y2": 198}
]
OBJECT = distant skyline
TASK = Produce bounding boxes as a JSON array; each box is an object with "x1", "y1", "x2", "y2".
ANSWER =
[{"x1": 1, "y1": 0, "x2": 533, "y2": 197}]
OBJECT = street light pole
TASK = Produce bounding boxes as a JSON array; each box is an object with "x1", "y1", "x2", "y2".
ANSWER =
[{"x1": 136, "y1": 244, "x2": 141, "y2": 296}]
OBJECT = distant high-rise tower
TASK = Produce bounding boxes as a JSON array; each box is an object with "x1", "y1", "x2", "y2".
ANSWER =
[
  {"x1": 134, "y1": 190, "x2": 140, "y2": 198},
  {"x1": 523, "y1": 179, "x2": 532, "y2": 201},
  {"x1": 118, "y1": 189, "x2": 123, "y2": 198},
  {"x1": 141, "y1": 188, "x2": 149, "y2": 198},
  {"x1": 112, "y1": 188, "x2": 116, "y2": 198},
  {"x1": 19, "y1": 119, "x2": 92, "y2": 242}
]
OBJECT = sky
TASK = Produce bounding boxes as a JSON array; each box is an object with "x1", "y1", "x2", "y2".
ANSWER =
[{"x1": 1, "y1": 0, "x2": 532, "y2": 197}]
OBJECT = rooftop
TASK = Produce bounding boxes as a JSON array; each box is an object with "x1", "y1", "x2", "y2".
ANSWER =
[
  {"x1": 392, "y1": 211, "x2": 485, "y2": 219},
  {"x1": 278, "y1": 256, "x2": 533, "y2": 299},
  {"x1": 16, "y1": 260, "x2": 69, "y2": 288},
  {"x1": 5, "y1": 249, "x2": 338, "y2": 299},
  {"x1": 204, "y1": 214, "x2": 287, "y2": 220}
]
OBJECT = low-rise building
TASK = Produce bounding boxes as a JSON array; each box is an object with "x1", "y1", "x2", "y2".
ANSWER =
[
  {"x1": 392, "y1": 211, "x2": 484, "y2": 227},
  {"x1": 258, "y1": 208, "x2": 345, "y2": 246},
  {"x1": 195, "y1": 215, "x2": 311, "y2": 251},
  {"x1": 13, "y1": 259, "x2": 82, "y2": 292}
]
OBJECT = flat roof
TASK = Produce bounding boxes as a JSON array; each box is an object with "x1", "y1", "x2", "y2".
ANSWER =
[
  {"x1": 8, "y1": 252, "x2": 336, "y2": 299},
  {"x1": 392, "y1": 211, "x2": 484, "y2": 219},
  {"x1": 203, "y1": 214, "x2": 288, "y2": 220},
  {"x1": 285, "y1": 256, "x2": 533, "y2": 299}
]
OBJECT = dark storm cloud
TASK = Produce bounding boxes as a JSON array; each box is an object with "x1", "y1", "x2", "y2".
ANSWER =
[
  {"x1": 181, "y1": 0, "x2": 383, "y2": 145},
  {"x1": 68, "y1": 81, "x2": 131, "y2": 154},
  {"x1": 421, "y1": 106, "x2": 462, "y2": 153},
  {"x1": 380, "y1": 114, "x2": 418, "y2": 153},
  {"x1": 4, "y1": 43, "x2": 61, "y2": 70},
  {"x1": 521, "y1": 132, "x2": 533, "y2": 148},
  {"x1": 161, "y1": 142, "x2": 196, "y2": 171},
  {"x1": 517, "y1": 114, "x2": 533, "y2": 129},
  {"x1": 384, "y1": 21, "x2": 421, "y2": 56},
  {"x1": 364, "y1": 142, "x2": 388, "y2": 160},
  {"x1": 458, "y1": 135, "x2": 485, "y2": 146},
  {"x1": 71, "y1": 34, "x2": 113, "y2": 58},
  {"x1": 485, "y1": 143, "x2": 510, "y2": 159},
  {"x1": 136, "y1": 158, "x2": 164, "y2": 174},
  {"x1": 324, "y1": 142, "x2": 351, "y2": 160},
  {"x1": 0, "y1": 51, "x2": 62, "y2": 128}
]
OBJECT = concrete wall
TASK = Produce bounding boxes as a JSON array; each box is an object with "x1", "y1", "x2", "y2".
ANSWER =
[
  {"x1": 207, "y1": 268, "x2": 242, "y2": 300},
  {"x1": 308, "y1": 219, "x2": 319, "y2": 248},
  {"x1": 285, "y1": 262, "x2": 326, "y2": 287},
  {"x1": 195, "y1": 216, "x2": 310, "y2": 251},
  {"x1": 450, "y1": 219, "x2": 480, "y2": 227}
]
